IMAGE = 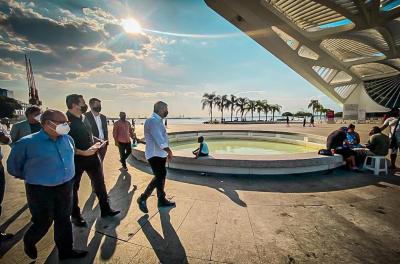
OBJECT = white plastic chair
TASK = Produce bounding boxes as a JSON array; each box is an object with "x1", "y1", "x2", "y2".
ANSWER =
[{"x1": 363, "y1": 156, "x2": 388, "y2": 175}]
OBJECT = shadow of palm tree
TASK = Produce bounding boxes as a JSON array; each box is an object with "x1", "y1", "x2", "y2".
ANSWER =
[
  {"x1": 137, "y1": 206, "x2": 187, "y2": 264},
  {"x1": 44, "y1": 171, "x2": 136, "y2": 263}
]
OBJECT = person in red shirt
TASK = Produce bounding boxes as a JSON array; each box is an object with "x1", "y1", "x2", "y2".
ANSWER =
[{"x1": 113, "y1": 112, "x2": 135, "y2": 171}]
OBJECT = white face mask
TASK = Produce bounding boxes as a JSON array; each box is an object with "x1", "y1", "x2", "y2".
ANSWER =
[
  {"x1": 34, "y1": 114, "x2": 42, "y2": 122},
  {"x1": 50, "y1": 121, "x2": 70, "y2": 135}
]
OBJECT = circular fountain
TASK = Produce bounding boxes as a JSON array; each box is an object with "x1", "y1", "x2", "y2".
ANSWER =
[{"x1": 131, "y1": 130, "x2": 343, "y2": 175}]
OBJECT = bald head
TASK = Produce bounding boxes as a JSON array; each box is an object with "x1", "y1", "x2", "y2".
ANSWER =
[{"x1": 41, "y1": 109, "x2": 68, "y2": 126}]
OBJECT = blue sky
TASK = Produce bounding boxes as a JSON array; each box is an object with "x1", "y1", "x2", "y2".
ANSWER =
[{"x1": 0, "y1": 0, "x2": 339, "y2": 117}]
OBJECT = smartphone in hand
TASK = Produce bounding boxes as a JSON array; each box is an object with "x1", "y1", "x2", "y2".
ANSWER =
[{"x1": 98, "y1": 140, "x2": 108, "y2": 148}]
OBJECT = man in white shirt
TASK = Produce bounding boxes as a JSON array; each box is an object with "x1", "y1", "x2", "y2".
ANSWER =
[
  {"x1": 137, "y1": 101, "x2": 175, "y2": 213},
  {"x1": 85, "y1": 98, "x2": 109, "y2": 161},
  {"x1": 380, "y1": 108, "x2": 400, "y2": 170}
]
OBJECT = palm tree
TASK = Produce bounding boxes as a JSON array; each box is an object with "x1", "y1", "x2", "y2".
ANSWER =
[
  {"x1": 270, "y1": 104, "x2": 282, "y2": 122},
  {"x1": 214, "y1": 94, "x2": 229, "y2": 122},
  {"x1": 226, "y1": 94, "x2": 237, "y2": 122},
  {"x1": 308, "y1": 99, "x2": 320, "y2": 116},
  {"x1": 319, "y1": 107, "x2": 328, "y2": 121},
  {"x1": 255, "y1": 100, "x2": 264, "y2": 121},
  {"x1": 235, "y1": 97, "x2": 248, "y2": 121},
  {"x1": 261, "y1": 100, "x2": 269, "y2": 121},
  {"x1": 201, "y1": 92, "x2": 216, "y2": 123},
  {"x1": 245, "y1": 100, "x2": 257, "y2": 121}
]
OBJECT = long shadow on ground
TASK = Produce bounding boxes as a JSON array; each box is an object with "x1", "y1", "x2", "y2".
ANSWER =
[
  {"x1": 129, "y1": 157, "x2": 400, "y2": 207},
  {"x1": 44, "y1": 170, "x2": 136, "y2": 263},
  {"x1": 137, "y1": 206, "x2": 187, "y2": 264}
]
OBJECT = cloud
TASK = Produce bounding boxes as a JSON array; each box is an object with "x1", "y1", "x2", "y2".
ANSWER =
[
  {"x1": 95, "y1": 83, "x2": 118, "y2": 89},
  {"x1": 236, "y1": 90, "x2": 268, "y2": 96},
  {"x1": 41, "y1": 71, "x2": 81, "y2": 81},
  {"x1": 0, "y1": 1, "x2": 175, "y2": 81},
  {"x1": 0, "y1": 71, "x2": 13, "y2": 80}
]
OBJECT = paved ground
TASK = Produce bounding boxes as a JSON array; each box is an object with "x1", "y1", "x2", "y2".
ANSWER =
[{"x1": 0, "y1": 123, "x2": 400, "y2": 263}]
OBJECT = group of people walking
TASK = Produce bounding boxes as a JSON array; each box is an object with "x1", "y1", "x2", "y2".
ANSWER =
[{"x1": 0, "y1": 96, "x2": 175, "y2": 260}]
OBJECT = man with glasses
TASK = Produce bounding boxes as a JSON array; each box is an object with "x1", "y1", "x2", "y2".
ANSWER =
[
  {"x1": 7, "y1": 110, "x2": 88, "y2": 260},
  {"x1": 66, "y1": 94, "x2": 119, "y2": 227}
]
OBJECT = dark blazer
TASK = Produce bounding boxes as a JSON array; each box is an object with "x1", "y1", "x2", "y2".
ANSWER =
[
  {"x1": 84, "y1": 111, "x2": 108, "y2": 143},
  {"x1": 10, "y1": 120, "x2": 32, "y2": 143}
]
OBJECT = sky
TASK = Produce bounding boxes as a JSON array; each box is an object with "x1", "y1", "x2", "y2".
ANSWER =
[{"x1": 0, "y1": 0, "x2": 340, "y2": 118}]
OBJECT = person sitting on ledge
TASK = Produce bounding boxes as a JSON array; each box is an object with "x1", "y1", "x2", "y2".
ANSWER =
[
  {"x1": 131, "y1": 127, "x2": 146, "y2": 148},
  {"x1": 193, "y1": 136, "x2": 209, "y2": 159},
  {"x1": 327, "y1": 127, "x2": 358, "y2": 170},
  {"x1": 346, "y1": 124, "x2": 362, "y2": 148}
]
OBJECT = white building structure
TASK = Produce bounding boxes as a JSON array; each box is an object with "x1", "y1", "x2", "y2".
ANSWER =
[{"x1": 205, "y1": 0, "x2": 400, "y2": 120}]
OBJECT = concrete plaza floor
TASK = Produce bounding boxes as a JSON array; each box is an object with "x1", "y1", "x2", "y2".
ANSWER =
[{"x1": 0, "y1": 123, "x2": 400, "y2": 263}]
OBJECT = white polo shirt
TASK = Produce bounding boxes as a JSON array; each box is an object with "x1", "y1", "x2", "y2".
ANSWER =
[{"x1": 144, "y1": 113, "x2": 169, "y2": 160}]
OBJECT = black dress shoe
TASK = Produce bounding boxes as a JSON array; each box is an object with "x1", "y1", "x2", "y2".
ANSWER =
[
  {"x1": 71, "y1": 215, "x2": 87, "y2": 227},
  {"x1": 137, "y1": 197, "x2": 148, "y2": 213},
  {"x1": 101, "y1": 209, "x2": 120, "y2": 218},
  {"x1": 24, "y1": 240, "x2": 37, "y2": 259},
  {"x1": 158, "y1": 199, "x2": 176, "y2": 207},
  {"x1": 59, "y1": 249, "x2": 88, "y2": 260}
]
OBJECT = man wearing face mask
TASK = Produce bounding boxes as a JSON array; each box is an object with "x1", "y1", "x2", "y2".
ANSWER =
[
  {"x1": 137, "y1": 101, "x2": 175, "y2": 214},
  {"x1": 113, "y1": 112, "x2": 135, "y2": 171},
  {"x1": 66, "y1": 94, "x2": 119, "y2": 227},
  {"x1": 7, "y1": 110, "x2": 88, "y2": 260},
  {"x1": 10, "y1": 106, "x2": 42, "y2": 143},
  {"x1": 85, "y1": 98, "x2": 108, "y2": 161}
]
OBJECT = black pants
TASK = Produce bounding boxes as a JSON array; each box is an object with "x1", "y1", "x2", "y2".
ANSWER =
[
  {"x1": 98, "y1": 145, "x2": 108, "y2": 162},
  {"x1": 142, "y1": 157, "x2": 167, "y2": 201},
  {"x1": 72, "y1": 155, "x2": 110, "y2": 217},
  {"x1": 118, "y1": 142, "x2": 131, "y2": 167},
  {"x1": 24, "y1": 179, "x2": 74, "y2": 255},
  {"x1": 0, "y1": 165, "x2": 4, "y2": 217},
  {"x1": 335, "y1": 147, "x2": 356, "y2": 159}
]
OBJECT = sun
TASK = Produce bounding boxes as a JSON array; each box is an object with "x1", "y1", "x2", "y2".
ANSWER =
[{"x1": 121, "y1": 18, "x2": 142, "y2": 34}]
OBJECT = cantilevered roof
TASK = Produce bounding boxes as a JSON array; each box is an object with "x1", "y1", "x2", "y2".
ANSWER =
[{"x1": 205, "y1": 0, "x2": 400, "y2": 108}]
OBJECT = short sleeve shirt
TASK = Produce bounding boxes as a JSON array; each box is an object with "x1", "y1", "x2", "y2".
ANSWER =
[
  {"x1": 327, "y1": 130, "x2": 346, "y2": 150},
  {"x1": 383, "y1": 117, "x2": 400, "y2": 138}
]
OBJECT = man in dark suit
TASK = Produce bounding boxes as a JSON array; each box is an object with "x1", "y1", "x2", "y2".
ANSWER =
[{"x1": 85, "y1": 98, "x2": 108, "y2": 161}]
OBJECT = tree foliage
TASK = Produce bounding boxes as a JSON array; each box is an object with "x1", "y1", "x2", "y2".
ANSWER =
[{"x1": 0, "y1": 96, "x2": 22, "y2": 118}]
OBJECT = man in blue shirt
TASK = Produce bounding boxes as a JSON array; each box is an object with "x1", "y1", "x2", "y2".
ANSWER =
[
  {"x1": 7, "y1": 110, "x2": 88, "y2": 261},
  {"x1": 192, "y1": 136, "x2": 209, "y2": 158}
]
